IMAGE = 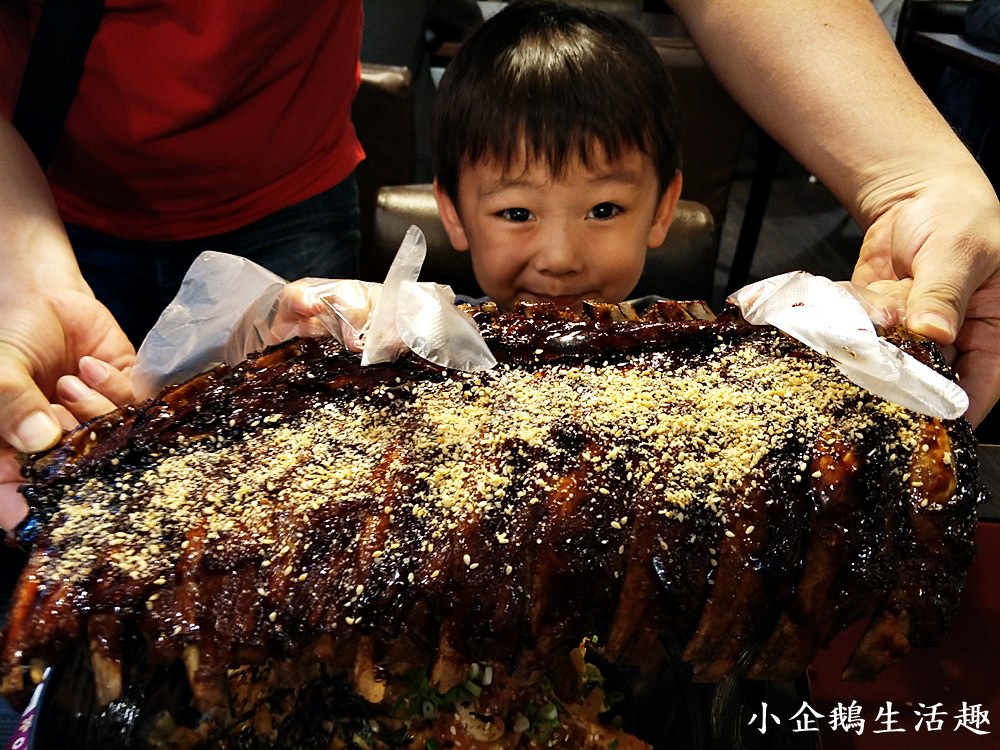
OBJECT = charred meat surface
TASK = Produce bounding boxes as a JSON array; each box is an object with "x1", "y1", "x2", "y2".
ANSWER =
[{"x1": 0, "y1": 300, "x2": 987, "y2": 748}]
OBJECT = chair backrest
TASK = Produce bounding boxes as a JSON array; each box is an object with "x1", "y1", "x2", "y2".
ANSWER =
[
  {"x1": 895, "y1": 0, "x2": 972, "y2": 56},
  {"x1": 652, "y1": 36, "x2": 749, "y2": 233},
  {"x1": 352, "y1": 62, "x2": 416, "y2": 273},
  {"x1": 368, "y1": 183, "x2": 717, "y2": 301}
]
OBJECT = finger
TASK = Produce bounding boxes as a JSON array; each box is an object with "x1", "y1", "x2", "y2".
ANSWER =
[
  {"x1": 853, "y1": 219, "x2": 898, "y2": 287},
  {"x1": 55, "y1": 374, "x2": 118, "y2": 423},
  {"x1": 861, "y1": 278, "x2": 911, "y2": 303},
  {"x1": 0, "y1": 451, "x2": 23, "y2": 484},
  {"x1": 952, "y1": 315, "x2": 1000, "y2": 427},
  {"x1": 0, "y1": 451, "x2": 29, "y2": 531},
  {"x1": 50, "y1": 403, "x2": 79, "y2": 432},
  {"x1": 0, "y1": 355, "x2": 64, "y2": 454},
  {"x1": 952, "y1": 351, "x2": 1000, "y2": 427},
  {"x1": 281, "y1": 281, "x2": 328, "y2": 318},
  {"x1": 78, "y1": 355, "x2": 134, "y2": 407},
  {"x1": 0, "y1": 482, "x2": 28, "y2": 533},
  {"x1": 849, "y1": 279, "x2": 910, "y2": 328}
]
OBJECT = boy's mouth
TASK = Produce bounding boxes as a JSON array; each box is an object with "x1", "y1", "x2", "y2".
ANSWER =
[{"x1": 524, "y1": 293, "x2": 588, "y2": 310}]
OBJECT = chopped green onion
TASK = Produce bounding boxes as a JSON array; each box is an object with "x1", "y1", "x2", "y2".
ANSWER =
[
  {"x1": 464, "y1": 680, "x2": 482, "y2": 697},
  {"x1": 421, "y1": 700, "x2": 438, "y2": 719}
]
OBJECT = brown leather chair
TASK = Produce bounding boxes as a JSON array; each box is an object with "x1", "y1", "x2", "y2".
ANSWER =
[
  {"x1": 651, "y1": 34, "x2": 756, "y2": 294},
  {"x1": 894, "y1": 0, "x2": 973, "y2": 93},
  {"x1": 352, "y1": 62, "x2": 417, "y2": 268},
  {"x1": 652, "y1": 36, "x2": 749, "y2": 233},
  {"x1": 368, "y1": 183, "x2": 717, "y2": 301},
  {"x1": 896, "y1": 0, "x2": 972, "y2": 57}
]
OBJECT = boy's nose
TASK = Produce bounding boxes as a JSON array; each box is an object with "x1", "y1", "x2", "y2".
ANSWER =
[{"x1": 533, "y1": 224, "x2": 584, "y2": 276}]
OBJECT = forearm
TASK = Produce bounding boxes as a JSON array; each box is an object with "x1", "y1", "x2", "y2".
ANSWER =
[
  {"x1": 0, "y1": 118, "x2": 119, "y2": 454},
  {"x1": 0, "y1": 117, "x2": 86, "y2": 293},
  {"x1": 665, "y1": 0, "x2": 996, "y2": 227}
]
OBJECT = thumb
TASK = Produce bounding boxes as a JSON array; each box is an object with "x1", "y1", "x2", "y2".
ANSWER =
[
  {"x1": 0, "y1": 358, "x2": 63, "y2": 454},
  {"x1": 904, "y1": 259, "x2": 976, "y2": 347}
]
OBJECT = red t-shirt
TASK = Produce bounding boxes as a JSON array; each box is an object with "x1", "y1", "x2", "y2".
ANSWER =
[{"x1": 6, "y1": 0, "x2": 365, "y2": 240}]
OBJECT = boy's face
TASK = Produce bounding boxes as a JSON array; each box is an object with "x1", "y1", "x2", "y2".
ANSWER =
[{"x1": 434, "y1": 143, "x2": 680, "y2": 313}]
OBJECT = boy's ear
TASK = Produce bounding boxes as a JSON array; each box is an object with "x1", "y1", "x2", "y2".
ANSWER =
[
  {"x1": 433, "y1": 179, "x2": 471, "y2": 252},
  {"x1": 647, "y1": 171, "x2": 684, "y2": 249}
]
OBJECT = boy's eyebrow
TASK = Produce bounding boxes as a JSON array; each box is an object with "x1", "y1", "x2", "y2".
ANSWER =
[{"x1": 477, "y1": 164, "x2": 648, "y2": 198}]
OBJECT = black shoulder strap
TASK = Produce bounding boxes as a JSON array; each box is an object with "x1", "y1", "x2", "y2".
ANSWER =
[{"x1": 12, "y1": 0, "x2": 105, "y2": 170}]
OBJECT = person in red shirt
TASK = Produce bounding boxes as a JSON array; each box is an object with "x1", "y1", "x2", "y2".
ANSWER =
[{"x1": 2, "y1": 0, "x2": 365, "y2": 347}]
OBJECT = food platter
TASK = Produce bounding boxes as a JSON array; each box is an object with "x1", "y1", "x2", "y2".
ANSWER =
[{"x1": 0, "y1": 300, "x2": 986, "y2": 749}]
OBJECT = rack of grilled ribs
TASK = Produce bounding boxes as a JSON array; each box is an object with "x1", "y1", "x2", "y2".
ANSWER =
[{"x1": 0, "y1": 300, "x2": 987, "y2": 748}]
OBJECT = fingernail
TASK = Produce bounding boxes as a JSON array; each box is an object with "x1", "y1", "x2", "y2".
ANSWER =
[
  {"x1": 79, "y1": 356, "x2": 110, "y2": 385},
  {"x1": 13, "y1": 411, "x2": 62, "y2": 454},
  {"x1": 912, "y1": 312, "x2": 955, "y2": 340},
  {"x1": 60, "y1": 375, "x2": 91, "y2": 401}
]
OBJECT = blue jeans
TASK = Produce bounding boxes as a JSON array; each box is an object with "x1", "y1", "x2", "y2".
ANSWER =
[{"x1": 69, "y1": 176, "x2": 361, "y2": 347}]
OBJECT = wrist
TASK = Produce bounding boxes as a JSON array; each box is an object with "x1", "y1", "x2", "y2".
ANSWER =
[
  {"x1": 855, "y1": 152, "x2": 999, "y2": 230},
  {"x1": 0, "y1": 225, "x2": 88, "y2": 296}
]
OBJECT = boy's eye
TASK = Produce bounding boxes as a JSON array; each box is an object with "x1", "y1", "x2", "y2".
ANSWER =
[
  {"x1": 498, "y1": 207, "x2": 534, "y2": 223},
  {"x1": 588, "y1": 202, "x2": 622, "y2": 220}
]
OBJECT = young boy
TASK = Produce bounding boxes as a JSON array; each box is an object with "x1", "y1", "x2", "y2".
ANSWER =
[{"x1": 430, "y1": 0, "x2": 685, "y2": 313}]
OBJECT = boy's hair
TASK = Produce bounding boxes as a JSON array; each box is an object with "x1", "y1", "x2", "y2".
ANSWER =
[{"x1": 432, "y1": 0, "x2": 682, "y2": 201}]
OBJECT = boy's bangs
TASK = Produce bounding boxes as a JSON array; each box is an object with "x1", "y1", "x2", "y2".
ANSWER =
[{"x1": 463, "y1": 75, "x2": 658, "y2": 181}]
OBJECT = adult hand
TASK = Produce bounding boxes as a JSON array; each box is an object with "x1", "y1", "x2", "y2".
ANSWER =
[
  {"x1": 665, "y1": 0, "x2": 1000, "y2": 426},
  {"x1": 0, "y1": 288, "x2": 135, "y2": 452},
  {"x1": 273, "y1": 278, "x2": 381, "y2": 352},
  {"x1": 0, "y1": 117, "x2": 135, "y2": 534},
  {"x1": 853, "y1": 165, "x2": 1000, "y2": 427},
  {"x1": 0, "y1": 289, "x2": 135, "y2": 532},
  {"x1": 230, "y1": 277, "x2": 380, "y2": 360}
]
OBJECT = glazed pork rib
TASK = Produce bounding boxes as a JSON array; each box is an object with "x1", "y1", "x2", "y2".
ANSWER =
[{"x1": 0, "y1": 300, "x2": 987, "y2": 747}]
